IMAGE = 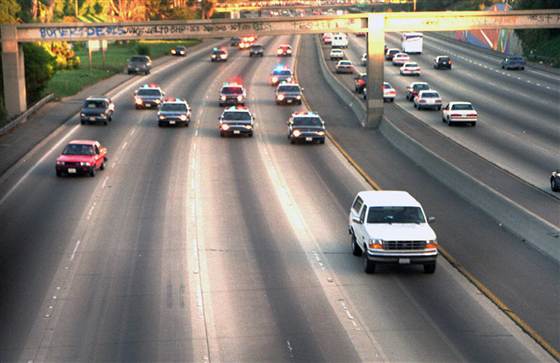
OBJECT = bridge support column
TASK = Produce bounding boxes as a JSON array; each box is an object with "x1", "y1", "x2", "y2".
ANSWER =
[
  {"x1": 1, "y1": 24, "x2": 26, "y2": 118},
  {"x1": 365, "y1": 13, "x2": 384, "y2": 128}
]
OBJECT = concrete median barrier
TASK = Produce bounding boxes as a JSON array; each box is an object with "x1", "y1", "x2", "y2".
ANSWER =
[{"x1": 312, "y1": 35, "x2": 560, "y2": 262}]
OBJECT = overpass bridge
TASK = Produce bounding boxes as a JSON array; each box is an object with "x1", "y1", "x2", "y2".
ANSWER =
[{"x1": 2, "y1": 9, "x2": 559, "y2": 127}]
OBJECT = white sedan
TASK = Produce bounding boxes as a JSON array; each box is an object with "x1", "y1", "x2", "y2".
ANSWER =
[
  {"x1": 442, "y1": 102, "x2": 478, "y2": 126},
  {"x1": 383, "y1": 82, "x2": 396, "y2": 102},
  {"x1": 400, "y1": 62, "x2": 421, "y2": 76},
  {"x1": 336, "y1": 60, "x2": 354, "y2": 74},
  {"x1": 330, "y1": 48, "x2": 344, "y2": 60},
  {"x1": 392, "y1": 53, "x2": 410, "y2": 66},
  {"x1": 414, "y1": 90, "x2": 442, "y2": 110}
]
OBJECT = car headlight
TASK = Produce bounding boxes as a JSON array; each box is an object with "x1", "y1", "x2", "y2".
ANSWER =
[
  {"x1": 179, "y1": 115, "x2": 187, "y2": 121},
  {"x1": 171, "y1": 49, "x2": 176, "y2": 54},
  {"x1": 293, "y1": 130, "x2": 301, "y2": 137},
  {"x1": 221, "y1": 124, "x2": 230, "y2": 130},
  {"x1": 277, "y1": 94, "x2": 285, "y2": 100},
  {"x1": 277, "y1": 49, "x2": 283, "y2": 54},
  {"x1": 100, "y1": 113, "x2": 106, "y2": 118},
  {"x1": 245, "y1": 124, "x2": 253, "y2": 129},
  {"x1": 135, "y1": 97, "x2": 143, "y2": 104},
  {"x1": 159, "y1": 115, "x2": 165, "y2": 120},
  {"x1": 80, "y1": 162, "x2": 90, "y2": 166},
  {"x1": 296, "y1": 95, "x2": 301, "y2": 99},
  {"x1": 287, "y1": 50, "x2": 292, "y2": 54},
  {"x1": 212, "y1": 54, "x2": 216, "y2": 58},
  {"x1": 155, "y1": 99, "x2": 160, "y2": 104},
  {"x1": 56, "y1": 161, "x2": 65, "y2": 166},
  {"x1": 237, "y1": 95, "x2": 243, "y2": 101},
  {"x1": 368, "y1": 239, "x2": 384, "y2": 249},
  {"x1": 286, "y1": 77, "x2": 292, "y2": 82},
  {"x1": 180, "y1": 51, "x2": 185, "y2": 55},
  {"x1": 220, "y1": 54, "x2": 227, "y2": 59},
  {"x1": 221, "y1": 95, "x2": 227, "y2": 101},
  {"x1": 272, "y1": 76, "x2": 278, "y2": 83},
  {"x1": 317, "y1": 131, "x2": 325, "y2": 136},
  {"x1": 80, "y1": 113, "x2": 85, "y2": 117}
]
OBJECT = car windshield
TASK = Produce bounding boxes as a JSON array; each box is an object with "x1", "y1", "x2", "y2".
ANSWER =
[
  {"x1": 422, "y1": 92, "x2": 439, "y2": 98},
  {"x1": 451, "y1": 104, "x2": 474, "y2": 110},
  {"x1": 84, "y1": 100, "x2": 105, "y2": 108},
  {"x1": 213, "y1": 50, "x2": 225, "y2": 55},
  {"x1": 278, "y1": 86, "x2": 300, "y2": 93},
  {"x1": 280, "y1": 46, "x2": 291, "y2": 50},
  {"x1": 367, "y1": 206, "x2": 425, "y2": 224},
  {"x1": 388, "y1": 49, "x2": 399, "y2": 54},
  {"x1": 176, "y1": 46, "x2": 186, "y2": 51},
  {"x1": 415, "y1": 84, "x2": 430, "y2": 91},
  {"x1": 383, "y1": 83, "x2": 392, "y2": 89},
  {"x1": 438, "y1": 57, "x2": 450, "y2": 61},
  {"x1": 293, "y1": 117, "x2": 322, "y2": 127},
  {"x1": 63, "y1": 144, "x2": 95, "y2": 156},
  {"x1": 252, "y1": 45, "x2": 263, "y2": 50},
  {"x1": 222, "y1": 87, "x2": 243, "y2": 94},
  {"x1": 223, "y1": 112, "x2": 251, "y2": 121},
  {"x1": 405, "y1": 63, "x2": 418, "y2": 67},
  {"x1": 273, "y1": 70, "x2": 292, "y2": 76},
  {"x1": 138, "y1": 89, "x2": 162, "y2": 96},
  {"x1": 161, "y1": 103, "x2": 187, "y2": 112},
  {"x1": 130, "y1": 56, "x2": 148, "y2": 63}
]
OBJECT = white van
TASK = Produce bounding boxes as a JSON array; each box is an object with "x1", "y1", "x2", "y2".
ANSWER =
[
  {"x1": 348, "y1": 191, "x2": 438, "y2": 274},
  {"x1": 331, "y1": 33, "x2": 348, "y2": 49},
  {"x1": 401, "y1": 32, "x2": 423, "y2": 54}
]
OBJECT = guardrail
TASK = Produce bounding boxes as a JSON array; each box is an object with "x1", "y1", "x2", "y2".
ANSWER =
[
  {"x1": 0, "y1": 93, "x2": 54, "y2": 136},
  {"x1": 313, "y1": 35, "x2": 560, "y2": 262}
]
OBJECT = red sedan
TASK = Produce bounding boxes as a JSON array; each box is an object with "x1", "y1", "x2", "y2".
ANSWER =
[{"x1": 55, "y1": 140, "x2": 107, "y2": 177}]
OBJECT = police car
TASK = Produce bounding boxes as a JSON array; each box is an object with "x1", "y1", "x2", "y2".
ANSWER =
[
  {"x1": 211, "y1": 47, "x2": 228, "y2": 62},
  {"x1": 288, "y1": 111, "x2": 326, "y2": 144},
  {"x1": 219, "y1": 82, "x2": 246, "y2": 107},
  {"x1": 218, "y1": 106, "x2": 254, "y2": 137},
  {"x1": 270, "y1": 67, "x2": 293, "y2": 86},
  {"x1": 157, "y1": 98, "x2": 191, "y2": 127},
  {"x1": 134, "y1": 84, "x2": 165, "y2": 109}
]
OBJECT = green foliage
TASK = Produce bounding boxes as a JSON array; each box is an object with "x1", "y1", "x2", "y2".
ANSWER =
[
  {"x1": 41, "y1": 41, "x2": 81, "y2": 70},
  {"x1": 23, "y1": 43, "x2": 56, "y2": 105},
  {"x1": 136, "y1": 43, "x2": 151, "y2": 56},
  {"x1": 514, "y1": 0, "x2": 560, "y2": 66},
  {"x1": 0, "y1": 0, "x2": 20, "y2": 23}
]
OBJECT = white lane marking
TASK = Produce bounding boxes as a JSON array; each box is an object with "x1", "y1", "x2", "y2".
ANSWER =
[
  {"x1": 536, "y1": 83, "x2": 541, "y2": 86},
  {"x1": 0, "y1": 41, "x2": 224, "y2": 207},
  {"x1": 86, "y1": 202, "x2": 96, "y2": 220},
  {"x1": 129, "y1": 129, "x2": 136, "y2": 136},
  {"x1": 70, "y1": 240, "x2": 81, "y2": 261},
  {"x1": 286, "y1": 340, "x2": 294, "y2": 358},
  {"x1": 102, "y1": 176, "x2": 109, "y2": 188},
  {"x1": 121, "y1": 141, "x2": 128, "y2": 150},
  {"x1": 195, "y1": 129, "x2": 199, "y2": 137},
  {"x1": 0, "y1": 123, "x2": 80, "y2": 207}
]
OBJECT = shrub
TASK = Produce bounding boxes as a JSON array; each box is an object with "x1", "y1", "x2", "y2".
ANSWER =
[
  {"x1": 23, "y1": 43, "x2": 56, "y2": 104},
  {"x1": 136, "y1": 43, "x2": 151, "y2": 56}
]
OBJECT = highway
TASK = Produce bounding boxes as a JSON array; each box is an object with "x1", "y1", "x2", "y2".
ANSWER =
[
  {"x1": 0, "y1": 35, "x2": 557, "y2": 362},
  {"x1": 342, "y1": 32, "x2": 560, "y2": 195}
]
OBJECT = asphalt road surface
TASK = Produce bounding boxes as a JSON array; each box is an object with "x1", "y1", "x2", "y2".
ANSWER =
[{"x1": 0, "y1": 35, "x2": 556, "y2": 362}]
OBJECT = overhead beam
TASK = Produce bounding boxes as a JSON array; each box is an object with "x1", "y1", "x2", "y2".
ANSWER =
[{"x1": 8, "y1": 10, "x2": 560, "y2": 43}]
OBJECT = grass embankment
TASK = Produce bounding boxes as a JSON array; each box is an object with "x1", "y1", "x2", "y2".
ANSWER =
[
  {"x1": 45, "y1": 39, "x2": 201, "y2": 98},
  {"x1": 527, "y1": 36, "x2": 560, "y2": 68}
]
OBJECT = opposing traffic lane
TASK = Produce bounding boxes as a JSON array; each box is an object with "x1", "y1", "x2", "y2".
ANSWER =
[{"x1": 299, "y1": 34, "x2": 560, "y2": 356}]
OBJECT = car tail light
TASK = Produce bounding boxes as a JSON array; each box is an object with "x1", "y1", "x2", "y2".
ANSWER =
[
  {"x1": 419, "y1": 100, "x2": 426, "y2": 103},
  {"x1": 451, "y1": 113, "x2": 461, "y2": 117},
  {"x1": 435, "y1": 99, "x2": 441, "y2": 103},
  {"x1": 467, "y1": 113, "x2": 477, "y2": 117},
  {"x1": 237, "y1": 95, "x2": 243, "y2": 101}
]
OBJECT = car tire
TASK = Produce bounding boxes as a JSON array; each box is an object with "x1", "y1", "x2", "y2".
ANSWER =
[
  {"x1": 249, "y1": 132, "x2": 253, "y2": 138},
  {"x1": 437, "y1": 106, "x2": 441, "y2": 111},
  {"x1": 185, "y1": 122, "x2": 190, "y2": 127},
  {"x1": 220, "y1": 131, "x2": 225, "y2": 137},
  {"x1": 56, "y1": 170, "x2": 62, "y2": 177},
  {"x1": 80, "y1": 120, "x2": 85, "y2": 125},
  {"x1": 424, "y1": 263, "x2": 436, "y2": 274},
  {"x1": 363, "y1": 253, "x2": 376, "y2": 274},
  {"x1": 551, "y1": 179, "x2": 559, "y2": 192},
  {"x1": 471, "y1": 122, "x2": 476, "y2": 127},
  {"x1": 351, "y1": 234, "x2": 361, "y2": 256},
  {"x1": 104, "y1": 120, "x2": 108, "y2": 125},
  {"x1": 89, "y1": 168, "x2": 96, "y2": 177},
  {"x1": 100, "y1": 160, "x2": 105, "y2": 170},
  {"x1": 320, "y1": 138, "x2": 325, "y2": 144},
  {"x1": 521, "y1": 67, "x2": 525, "y2": 70},
  {"x1": 290, "y1": 138, "x2": 295, "y2": 144},
  {"x1": 145, "y1": 70, "x2": 150, "y2": 75}
]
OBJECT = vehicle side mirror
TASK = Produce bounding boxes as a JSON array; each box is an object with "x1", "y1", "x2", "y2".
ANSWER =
[
  {"x1": 352, "y1": 217, "x2": 361, "y2": 224},
  {"x1": 428, "y1": 216, "x2": 436, "y2": 224}
]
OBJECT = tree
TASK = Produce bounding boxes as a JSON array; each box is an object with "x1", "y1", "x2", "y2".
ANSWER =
[
  {"x1": 23, "y1": 43, "x2": 56, "y2": 105},
  {"x1": 0, "y1": 0, "x2": 21, "y2": 23}
]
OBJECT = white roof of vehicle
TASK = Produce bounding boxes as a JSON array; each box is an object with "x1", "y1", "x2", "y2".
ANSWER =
[{"x1": 357, "y1": 191, "x2": 422, "y2": 208}]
